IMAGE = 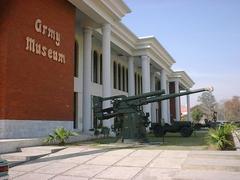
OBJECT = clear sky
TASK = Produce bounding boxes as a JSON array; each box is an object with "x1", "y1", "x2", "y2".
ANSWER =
[{"x1": 122, "y1": 0, "x2": 240, "y2": 106}]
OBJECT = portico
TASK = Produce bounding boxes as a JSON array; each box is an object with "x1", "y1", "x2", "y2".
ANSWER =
[{"x1": 169, "y1": 71, "x2": 195, "y2": 123}]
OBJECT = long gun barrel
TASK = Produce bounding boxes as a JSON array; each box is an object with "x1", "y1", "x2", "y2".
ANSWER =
[
  {"x1": 145, "y1": 87, "x2": 213, "y2": 104},
  {"x1": 122, "y1": 90, "x2": 166, "y2": 102}
]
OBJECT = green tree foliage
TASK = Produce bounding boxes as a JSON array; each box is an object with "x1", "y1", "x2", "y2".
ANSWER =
[
  {"x1": 191, "y1": 108, "x2": 203, "y2": 122},
  {"x1": 198, "y1": 92, "x2": 216, "y2": 119},
  {"x1": 224, "y1": 96, "x2": 240, "y2": 121}
]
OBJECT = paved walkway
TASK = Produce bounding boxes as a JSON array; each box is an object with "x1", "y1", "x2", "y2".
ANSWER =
[{"x1": 9, "y1": 146, "x2": 240, "y2": 180}]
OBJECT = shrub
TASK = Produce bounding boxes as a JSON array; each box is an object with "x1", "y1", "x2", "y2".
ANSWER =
[
  {"x1": 45, "y1": 127, "x2": 78, "y2": 145},
  {"x1": 206, "y1": 123, "x2": 236, "y2": 150}
]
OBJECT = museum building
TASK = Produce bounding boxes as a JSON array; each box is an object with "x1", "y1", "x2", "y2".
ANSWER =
[{"x1": 0, "y1": 0, "x2": 194, "y2": 139}]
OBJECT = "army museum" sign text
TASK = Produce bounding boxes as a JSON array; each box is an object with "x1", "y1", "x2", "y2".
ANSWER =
[{"x1": 25, "y1": 19, "x2": 66, "y2": 64}]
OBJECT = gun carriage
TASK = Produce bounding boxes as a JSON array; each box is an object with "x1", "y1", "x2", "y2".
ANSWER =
[{"x1": 93, "y1": 87, "x2": 213, "y2": 142}]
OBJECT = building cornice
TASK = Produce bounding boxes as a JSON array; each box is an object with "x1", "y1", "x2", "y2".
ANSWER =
[
  {"x1": 137, "y1": 36, "x2": 176, "y2": 65},
  {"x1": 68, "y1": 0, "x2": 130, "y2": 25},
  {"x1": 100, "y1": 0, "x2": 131, "y2": 20},
  {"x1": 111, "y1": 21, "x2": 137, "y2": 53},
  {"x1": 133, "y1": 47, "x2": 172, "y2": 76},
  {"x1": 170, "y1": 71, "x2": 195, "y2": 89}
]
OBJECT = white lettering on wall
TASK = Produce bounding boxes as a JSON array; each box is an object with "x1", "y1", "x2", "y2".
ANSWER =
[
  {"x1": 25, "y1": 37, "x2": 65, "y2": 64},
  {"x1": 34, "y1": 18, "x2": 61, "y2": 46},
  {"x1": 35, "y1": 19, "x2": 42, "y2": 33},
  {"x1": 26, "y1": 18, "x2": 65, "y2": 64}
]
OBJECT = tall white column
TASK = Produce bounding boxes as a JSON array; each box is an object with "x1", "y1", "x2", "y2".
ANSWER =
[
  {"x1": 102, "y1": 24, "x2": 112, "y2": 128},
  {"x1": 175, "y1": 80, "x2": 181, "y2": 121},
  {"x1": 167, "y1": 81, "x2": 171, "y2": 124},
  {"x1": 141, "y1": 56, "x2": 151, "y2": 121},
  {"x1": 151, "y1": 72, "x2": 156, "y2": 123},
  {"x1": 83, "y1": 27, "x2": 92, "y2": 133},
  {"x1": 128, "y1": 56, "x2": 135, "y2": 96},
  {"x1": 187, "y1": 93, "x2": 191, "y2": 121},
  {"x1": 161, "y1": 69, "x2": 169, "y2": 124}
]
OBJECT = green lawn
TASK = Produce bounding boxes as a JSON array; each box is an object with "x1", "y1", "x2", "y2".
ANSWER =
[
  {"x1": 145, "y1": 130, "x2": 209, "y2": 150},
  {"x1": 73, "y1": 130, "x2": 209, "y2": 150}
]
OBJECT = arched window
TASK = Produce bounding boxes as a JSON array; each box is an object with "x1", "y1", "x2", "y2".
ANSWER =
[
  {"x1": 155, "y1": 78, "x2": 160, "y2": 90},
  {"x1": 118, "y1": 64, "x2": 121, "y2": 90},
  {"x1": 138, "y1": 74, "x2": 141, "y2": 94},
  {"x1": 126, "y1": 68, "x2": 128, "y2": 92},
  {"x1": 122, "y1": 66, "x2": 125, "y2": 91},
  {"x1": 93, "y1": 51, "x2": 98, "y2": 83},
  {"x1": 100, "y1": 54, "x2": 102, "y2": 84},
  {"x1": 74, "y1": 41, "x2": 79, "y2": 77},
  {"x1": 134, "y1": 73, "x2": 137, "y2": 95},
  {"x1": 113, "y1": 62, "x2": 117, "y2": 89}
]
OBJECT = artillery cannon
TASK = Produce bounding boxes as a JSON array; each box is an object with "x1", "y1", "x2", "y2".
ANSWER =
[
  {"x1": 151, "y1": 87, "x2": 214, "y2": 137},
  {"x1": 93, "y1": 87, "x2": 213, "y2": 142},
  {"x1": 93, "y1": 90, "x2": 166, "y2": 141}
]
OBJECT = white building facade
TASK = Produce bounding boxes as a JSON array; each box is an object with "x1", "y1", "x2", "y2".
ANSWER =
[{"x1": 71, "y1": 0, "x2": 194, "y2": 133}]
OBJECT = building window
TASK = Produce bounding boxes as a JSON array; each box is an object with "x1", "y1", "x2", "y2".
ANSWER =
[
  {"x1": 138, "y1": 74, "x2": 141, "y2": 95},
  {"x1": 122, "y1": 66, "x2": 125, "y2": 91},
  {"x1": 155, "y1": 78, "x2": 161, "y2": 90},
  {"x1": 118, "y1": 64, "x2": 121, "y2": 90},
  {"x1": 135, "y1": 73, "x2": 137, "y2": 95},
  {"x1": 93, "y1": 50, "x2": 98, "y2": 83},
  {"x1": 113, "y1": 62, "x2": 117, "y2": 89},
  {"x1": 140, "y1": 76, "x2": 142, "y2": 94},
  {"x1": 74, "y1": 41, "x2": 79, "y2": 77},
  {"x1": 73, "y1": 92, "x2": 78, "y2": 129},
  {"x1": 100, "y1": 54, "x2": 102, "y2": 84},
  {"x1": 126, "y1": 68, "x2": 128, "y2": 92}
]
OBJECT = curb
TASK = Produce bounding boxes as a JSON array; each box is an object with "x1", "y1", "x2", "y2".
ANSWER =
[{"x1": 232, "y1": 130, "x2": 240, "y2": 151}]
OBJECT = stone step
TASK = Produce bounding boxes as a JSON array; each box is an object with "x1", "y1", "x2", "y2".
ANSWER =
[
  {"x1": 0, "y1": 138, "x2": 44, "y2": 154},
  {"x1": 19, "y1": 146, "x2": 65, "y2": 153},
  {"x1": 2, "y1": 151, "x2": 49, "y2": 161},
  {"x1": 1, "y1": 146, "x2": 66, "y2": 167}
]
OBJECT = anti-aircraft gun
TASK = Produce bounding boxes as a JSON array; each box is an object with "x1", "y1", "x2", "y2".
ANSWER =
[
  {"x1": 93, "y1": 87, "x2": 213, "y2": 142},
  {"x1": 93, "y1": 90, "x2": 166, "y2": 141}
]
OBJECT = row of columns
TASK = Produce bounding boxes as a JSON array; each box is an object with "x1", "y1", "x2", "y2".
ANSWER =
[
  {"x1": 128, "y1": 56, "x2": 171, "y2": 124},
  {"x1": 128, "y1": 63, "x2": 192, "y2": 123},
  {"x1": 174, "y1": 81, "x2": 192, "y2": 122},
  {"x1": 82, "y1": 24, "x2": 191, "y2": 133},
  {"x1": 83, "y1": 24, "x2": 112, "y2": 133}
]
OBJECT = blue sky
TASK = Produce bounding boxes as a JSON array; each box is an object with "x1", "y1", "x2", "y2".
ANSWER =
[{"x1": 122, "y1": 0, "x2": 240, "y2": 106}]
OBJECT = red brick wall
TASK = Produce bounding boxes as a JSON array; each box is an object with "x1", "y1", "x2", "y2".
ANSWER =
[
  {"x1": 0, "y1": 6, "x2": 8, "y2": 118},
  {"x1": 0, "y1": 0, "x2": 75, "y2": 120},
  {"x1": 169, "y1": 82, "x2": 176, "y2": 120}
]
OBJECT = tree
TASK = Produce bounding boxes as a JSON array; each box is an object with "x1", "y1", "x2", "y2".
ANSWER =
[
  {"x1": 224, "y1": 96, "x2": 240, "y2": 121},
  {"x1": 191, "y1": 108, "x2": 204, "y2": 122},
  {"x1": 215, "y1": 101, "x2": 225, "y2": 120},
  {"x1": 198, "y1": 92, "x2": 216, "y2": 119}
]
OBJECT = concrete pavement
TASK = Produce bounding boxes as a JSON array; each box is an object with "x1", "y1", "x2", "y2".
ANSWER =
[{"x1": 8, "y1": 146, "x2": 240, "y2": 180}]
